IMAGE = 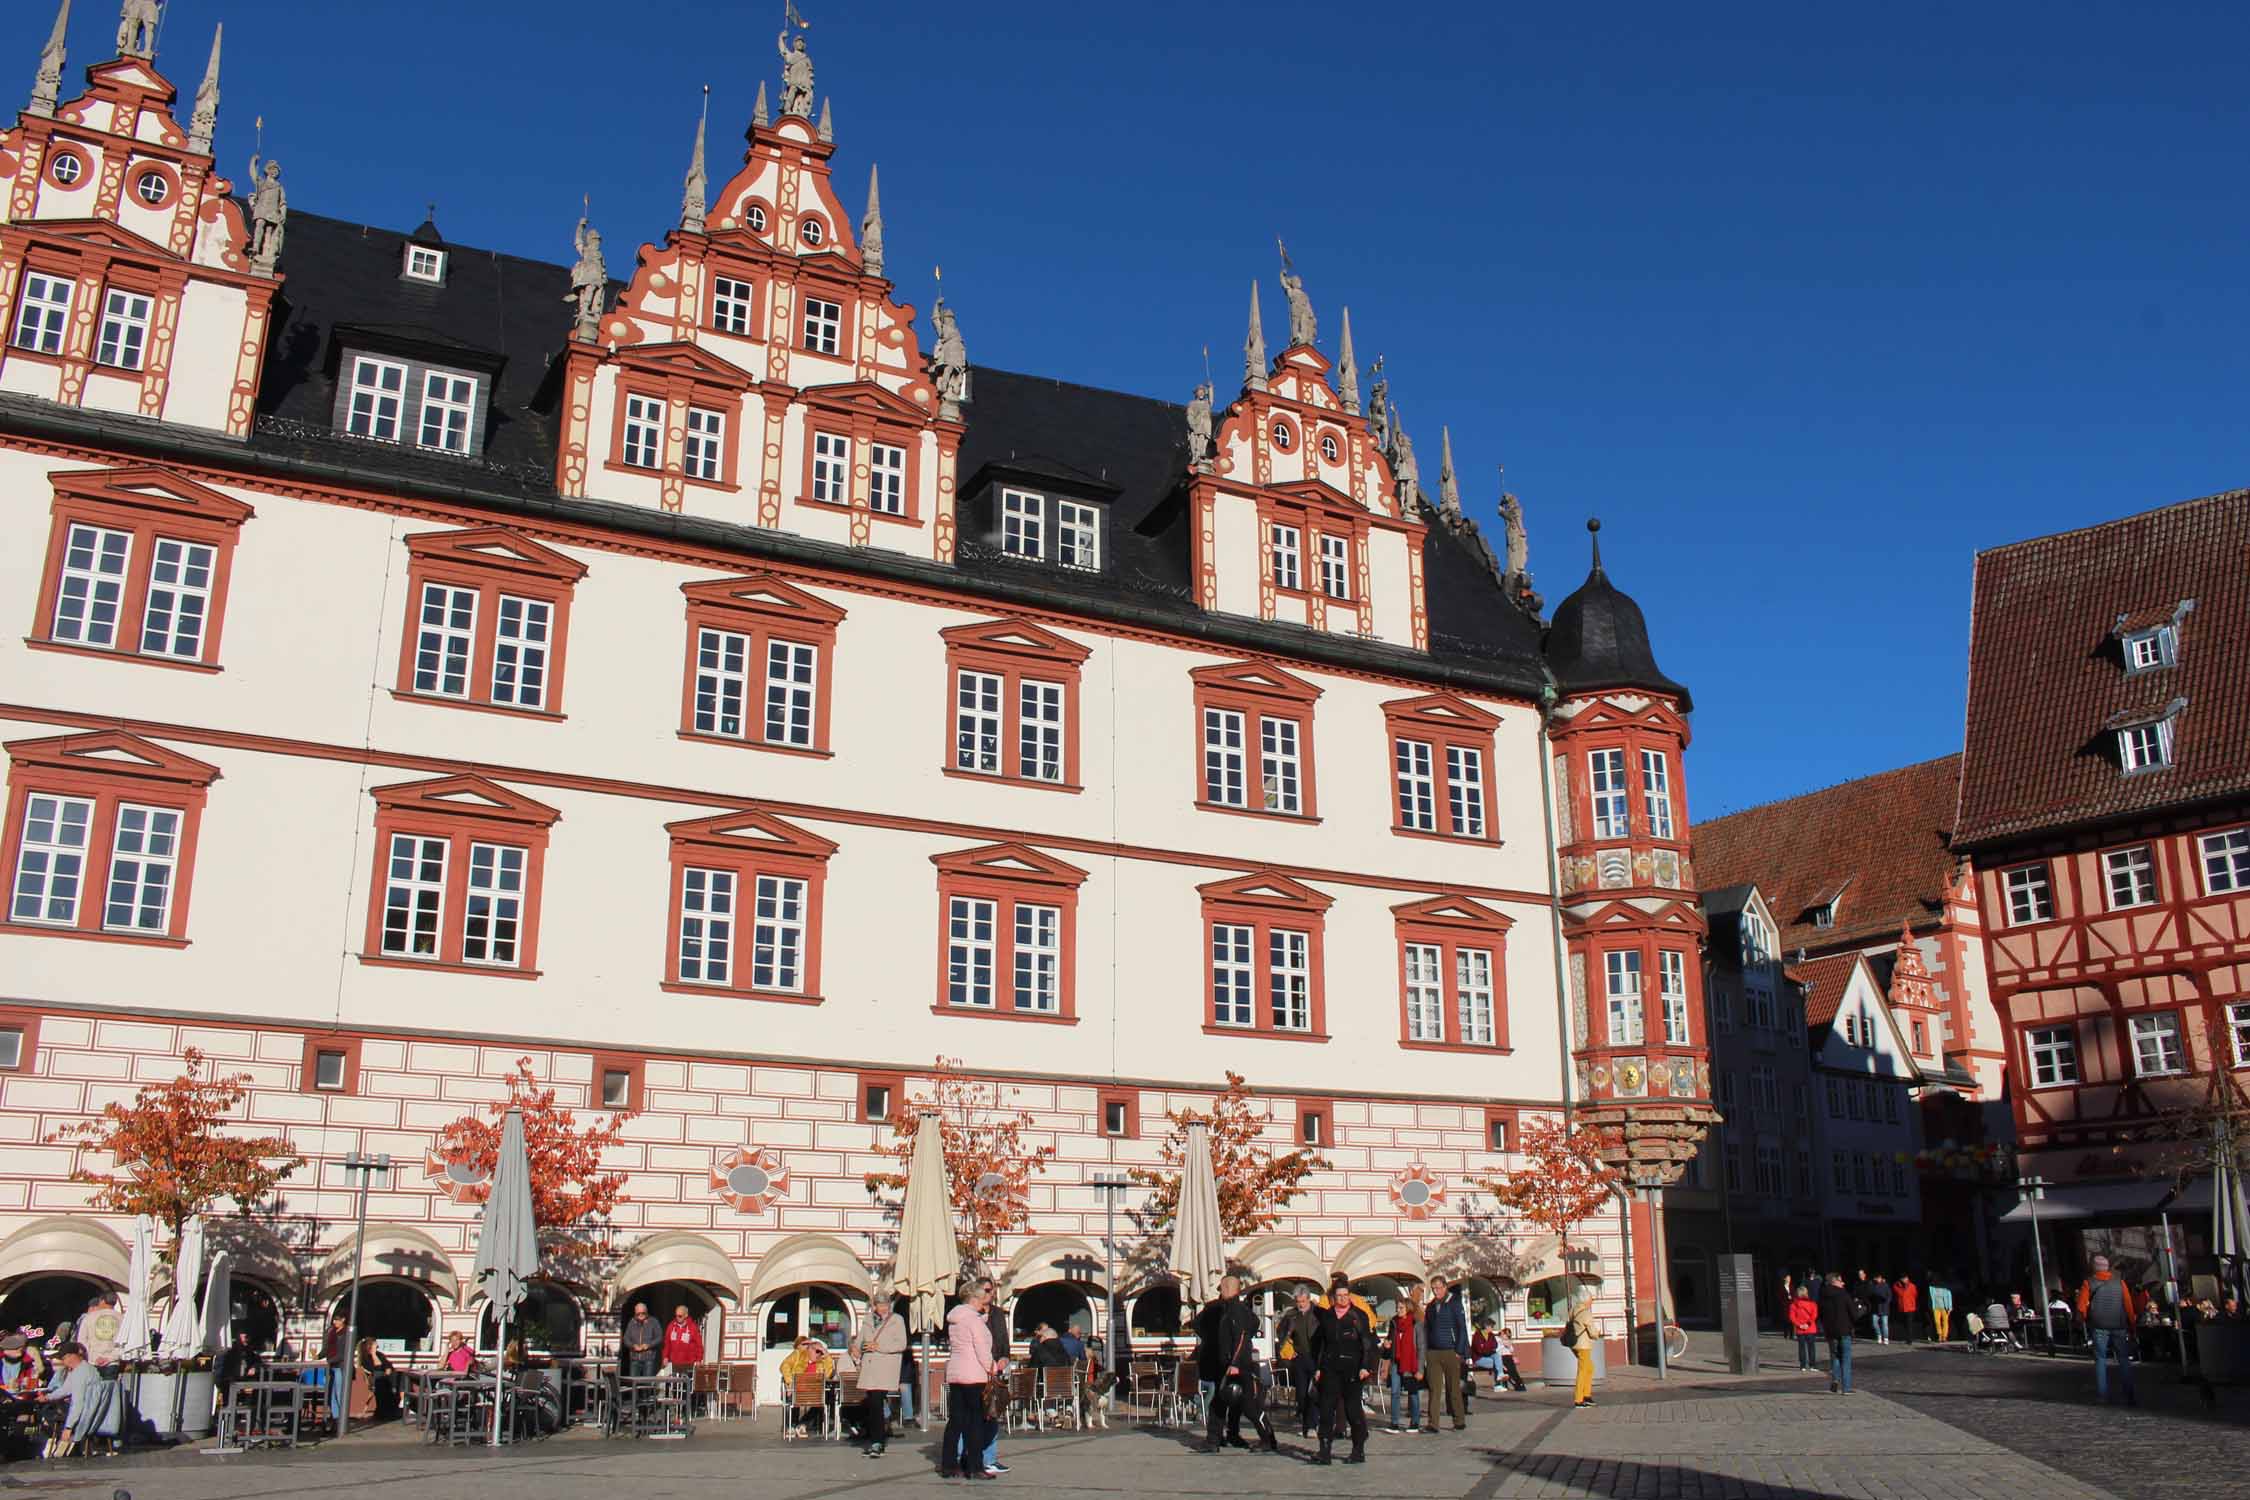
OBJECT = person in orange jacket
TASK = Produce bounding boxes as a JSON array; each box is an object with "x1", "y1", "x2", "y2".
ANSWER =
[
  {"x1": 1786, "y1": 1285, "x2": 1823, "y2": 1372},
  {"x1": 2074, "y1": 1254, "x2": 2138, "y2": 1405}
]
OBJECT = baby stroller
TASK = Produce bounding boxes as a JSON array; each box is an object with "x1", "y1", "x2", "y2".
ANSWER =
[{"x1": 1968, "y1": 1304, "x2": 2015, "y2": 1354}]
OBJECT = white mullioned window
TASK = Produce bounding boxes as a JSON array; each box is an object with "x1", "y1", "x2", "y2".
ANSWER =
[
  {"x1": 1019, "y1": 679, "x2": 1065, "y2": 782},
  {"x1": 2104, "y1": 845, "x2": 2157, "y2": 910},
  {"x1": 711, "y1": 275, "x2": 754, "y2": 335},
  {"x1": 461, "y1": 842, "x2": 524, "y2": 967},
  {"x1": 412, "y1": 582, "x2": 477, "y2": 698},
  {"x1": 763, "y1": 639, "x2": 817, "y2": 747},
  {"x1": 95, "y1": 288, "x2": 151, "y2": 370},
  {"x1": 2228, "y1": 1001, "x2": 2250, "y2": 1067},
  {"x1": 1013, "y1": 902, "x2": 1061, "y2": 1013},
  {"x1": 2130, "y1": 1012, "x2": 2184, "y2": 1076},
  {"x1": 946, "y1": 895, "x2": 997, "y2": 1008},
  {"x1": 1605, "y1": 949, "x2": 1644, "y2": 1045},
  {"x1": 1260, "y1": 716, "x2": 1301, "y2": 814},
  {"x1": 2124, "y1": 626, "x2": 2175, "y2": 672},
  {"x1": 2120, "y1": 718, "x2": 2174, "y2": 772},
  {"x1": 51, "y1": 522, "x2": 131, "y2": 647},
  {"x1": 1057, "y1": 499, "x2": 1099, "y2": 569},
  {"x1": 1395, "y1": 739, "x2": 1436, "y2": 832},
  {"x1": 1269, "y1": 524, "x2": 1302, "y2": 591},
  {"x1": 811, "y1": 431, "x2": 849, "y2": 503},
  {"x1": 1404, "y1": 941, "x2": 1445, "y2": 1042},
  {"x1": 1269, "y1": 928, "x2": 1311, "y2": 1030},
  {"x1": 1660, "y1": 950, "x2": 1690, "y2": 1044},
  {"x1": 1211, "y1": 923, "x2": 1254, "y2": 1027},
  {"x1": 1447, "y1": 745, "x2": 1486, "y2": 837},
  {"x1": 103, "y1": 804, "x2": 179, "y2": 935},
  {"x1": 954, "y1": 670, "x2": 1002, "y2": 774},
  {"x1": 2005, "y1": 863, "x2": 2053, "y2": 925},
  {"x1": 801, "y1": 295, "x2": 841, "y2": 354},
  {"x1": 13, "y1": 272, "x2": 71, "y2": 354},
  {"x1": 1590, "y1": 748, "x2": 1629, "y2": 839},
  {"x1": 683, "y1": 407, "x2": 725, "y2": 481},
  {"x1": 490, "y1": 595, "x2": 550, "y2": 710},
  {"x1": 10, "y1": 794, "x2": 93, "y2": 925},
  {"x1": 404, "y1": 245, "x2": 445, "y2": 282},
  {"x1": 752, "y1": 874, "x2": 806, "y2": 991},
  {"x1": 1001, "y1": 489, "x2": 1044, "y2": 559},
  {"x1": 621, "y1": 393, "x2": 663, "y2": 469},
  {"x1": 869, "y1": 442, "x2": 906, "y2": 515},
  {"x1": 1318, "y1": 533, "x2": 1351, "y2": 599},
  {"x1": 140, "y1": 538, "x2": 215, "y2": 659},
  {"x1": 347, "y1": 356, "x2": 407, "y2": 441},
  {"x1": 677, "y1": 866, "x2": 735, "y2": 985},
  {"x1": 693, "y1": 628, "x2": 749, "y2": 738},
  {"x1": 2027, "y1": 1023, "x2": 2079, "y2": 1087},
  {"x1": 2203, "y1": 829, "x2": 2250, "y2": 894},
  {"x1": 418, "y1": 371, "x2": 475, "y2": 452},
  {"x1": 1203, "y1": 708, "x2": 1246, "y2": 807},
  {"x1": 1457, "y1": 946, "x2": 1495, "y2": 1045},
  {"x1": 1640, "y1": 748, "x2": 1674, "y2": 838},
  {"x1": 380, "y1": 833, "x2": 448, "y2": 958}
]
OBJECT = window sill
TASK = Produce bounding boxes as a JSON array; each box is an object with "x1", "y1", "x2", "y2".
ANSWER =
[
  {"x1": 0, "y1": 921, "x2": 188, "y2": 949},
  {"x1": 358, "y1": 953, "x2": 541, "y2": 980},
  {"x1": 1194, "y1": 801, "x2": 1320, "y2": 825},
  {"x1": 391, "y1": 689, "x2": 565, "y2": 722},
  {"x1": 26, "y1": 637, "x2": 222, "y2": 673},
  {"x1": 660, "y1": 981, "x2": 824, "y2": 1006},
  {"x1": 681, "y1": 475, "x2": 746, "y2": 496},
  {"x1": 930, "y1": 1004, "x2": 1078, "y2": 1026},
  {"x1": 677, "y1": 730, "x2": 834, "y2": 759},
  {"x1": 1398, "y1": 1039, "x2": 1514, "y2": 1056},
  {"x1": 1391, "y1": 825, "x2": 1502, "y2": 848},
  {"x1": 942, "y1": 767, "x2": 1080, "y2": 794},
  {"x1": 5, "y1": 344, "x2": 65, "y2": 367},
  {"x1": 1201, "y1": 1023, "x2": 1330, "y2": 1044},
  {"x1": 868, "y1": 508, "x2": 923, "y2": 527}
]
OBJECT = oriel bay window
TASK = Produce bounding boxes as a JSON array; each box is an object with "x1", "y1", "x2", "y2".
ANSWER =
[
  {"x1": 941, "y1": 619, "x2": 1089, "y2": 789},
  {"x1": 1, "y1": 730, "x2": 217, "y2": 946},
  {"x1": 679, "y1": 574, "x2": 844, "y2": 755},
  {"x1": 1394, "y1": 896, "x2": 1514, "y2": 1052},
  {"x1": 360, "y1": 775, "x2": 557, "y2": 977},
  {"x1": 931, "y1": 844, "x2": 1087, "y2": 1023},
  {"x1": 1383, "y1": 695, "x2": 1500, "y2": 842},
  {"x1": 1199, "y1": 871, "x2": 1332, "y2": 1041},
  {"x1": 663, "y1": 808, "x2": 836, "y2": 1003},
  {"x1": 29, "y1": 465, "x2": 253, "y2": 672},
  {"x1": 1192, "y1": 660, "x2": 1322, "y2": 820},
  {"x1": 394, "y1": 527, "x2": 586, "y2": 716}
]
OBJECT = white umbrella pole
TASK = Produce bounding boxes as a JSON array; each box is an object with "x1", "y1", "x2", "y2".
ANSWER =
[{"x1": 491, "y1": 1305, "x2": 508, "y2": 1447}]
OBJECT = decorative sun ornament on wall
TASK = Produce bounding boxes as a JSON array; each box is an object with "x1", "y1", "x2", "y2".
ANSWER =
[
  {"x1": 1389, "y1": 1163, "x2": 1448, "y2": 1221},
  {"x1": 425, "y1": 1149, "x2": 492, "y2": 1205},
  {"x1": 711, "y1": 1145, "x2": 791, "y2": 1214}
]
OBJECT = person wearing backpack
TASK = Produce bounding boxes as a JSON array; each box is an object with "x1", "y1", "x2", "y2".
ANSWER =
[
  {"x1": 1562, "y1": 1297, "x2": 1598, "y2": 1409},
  {"x1": 2075, "y1": 1254, "x2": 2139, "y2": 1406},
  {"x1": 1818, "y1": 1272, "x2": 1860, "y2": 1394}
]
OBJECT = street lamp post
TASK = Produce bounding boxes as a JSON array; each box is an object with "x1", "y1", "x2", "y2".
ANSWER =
[
  {"x1": 1092, "y1": 1173, "x2": 1132, "y2": 1375},
  {"x1": 336, "y1": 1153, "x2": 392, "y2": 1438},
  {"x1": 2021, "y1": 1175, "x2": 2054, "y2": 1348}
]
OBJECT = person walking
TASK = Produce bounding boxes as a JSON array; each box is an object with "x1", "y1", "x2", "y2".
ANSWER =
[
  {"x1": 977, "y1": 1278, "x2": 1011, "y2": 1474},
  {"x1": 1892, "y1": 1276, "x2": 1918, "y2": 1346},
  {"x1": 1787, "y1": 1283, "x2": 1822, "y2": 1372},
  {"x1": 1422, "y1": 1275, "x2": 1469, "y2": 1431},
  {"x1": 621, "y1": 1301, "x2": 662, "y2": 1378},
  {"x1": 662, "y1": 1304, "x2": 704, "y2": 1371},
  {"x1": 1311, "y1": 1273, "x2": 1373, "y2": 1466},
  {"x1": 2076, "y1": 1254, "x2": 2139, "y2": 1406},
  {"x1": 1278, "y1": 1287, "x2": 1319, "y2": 1436},
  {"x1": 1196, "y1": 1275, "x2": 1276, "y2": 1454},
  {"x1": 320, "y1": 1312, "x2": 349, "y2": 1429},
  {"x1": 1385, "y1": 1285, "x2": 1423, "y2": 1432},
  {"x1": 852, "y1": 1287, "x2": 906, "y2": 1457},
  {"x1": 941, "y1": 1281, "x2": 999, "y2": 1479},
  {"x1": 1930, "y1": 1279, "x2": 1954, "y2": 1343},
  {"x1": 1869, "y1": 1274, "x2": 1893, "y2": 1344},
  {"x1": 1819, "y1": 1272, "x2": 1859, "y2": 1394},
  {"x1": 1564, "y1": 1296, "x2": 1598, "y2": 1409}
]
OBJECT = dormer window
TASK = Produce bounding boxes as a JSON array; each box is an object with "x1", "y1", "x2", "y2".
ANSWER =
[
  {"x1": 995, "y1": 489, "x2": 1101, "y2": 571},
  {"x1": 404, "y1": 245, "x2": 446, "y2": 283},
  {"x1": 1813, "y1": 901, "x2": 1837, "y2": 930},
  {"x1": 1056, "y1": 500, "x2": 1098, "y2": 569},
  {"x1": 346, "y1": 356, "x2": 407, "y2": 441},
  {"x1": 341, "y1": 351, "x2": 485, "y2": 456},
  {"x1": 2124, "y1": 625, "x2": 2175, "y2": 673},
  {"x1": 2119, "y1": 716, "x2": 2174, "y2": 773}
]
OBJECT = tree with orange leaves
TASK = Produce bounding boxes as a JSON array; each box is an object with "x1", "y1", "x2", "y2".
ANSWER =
[
  {"x1": 863, "y1": 1057, "x2": 1057, "y2": 1269},
  {"x1": 49, "y1": 1047, "x2": 306, "y2": 1243},
  {"x1": 431, "y1": 1057, "x2": 634, "y2": 1254},
  {"x1": 1474, "y1": 1115, "x2": 1621, "y2": 1269},
  {"x1": 1132, "y1": 1072, "x2": 1323, "y2": 1239}
]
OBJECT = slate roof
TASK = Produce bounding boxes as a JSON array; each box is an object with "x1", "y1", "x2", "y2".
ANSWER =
[
  {"x1": 1542, "y1": 526, "x2": 1692, "y2": 708},
  {"x1": 1693, "y1": 755, "x2": 1962, "y2": 956},
  {"x1": 1955, "y1": 489, "x2": 2250, "y2": 848}
]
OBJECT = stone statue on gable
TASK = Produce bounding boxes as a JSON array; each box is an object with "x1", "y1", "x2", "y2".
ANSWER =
[
  {"x1": 246, "y1": 154, "x2": 286, "y2": 272},
  {"x1": 1186, "y1": 381, "x2": 1214, "y2": 471},
  {"x1": 777, "y1": 32, "x2": 815, "y2": 118},
  {"x1": 1276, "y1": 238, "x2": 1316, "y2": 349},
  {"x1": 117, "y1": 0, "x2": 160, "y2": 60},
  {"x1": 1392, "y1": 419, "x2": 1421, "y2": 505},
  {"x1": 1367, "y1": 356, "x2": 1390, "y2": 455},
  {"x1": 930, "y1": 295, "x2": 969, "y2": 418},
  {"x1": 1500, "y1": 490, "x2": 1530, "y2": 580},
  {"x1": 567, "y1": 215, "x2": 607, "y2": 339}
]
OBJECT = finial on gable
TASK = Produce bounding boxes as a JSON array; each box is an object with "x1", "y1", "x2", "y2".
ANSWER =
[
  {"x1": 29, "y1": 0, "x2": 69, "y2": 118},
  {"x1": 680, "y1": 87, "x2": 710, "y2": 234},
  {"x1": 753, "y1": 80, "x2": 769, "y2": 129},
  {"x1": 187, "y1": 23, "x2": 221, "y2": 152},
  {"x1": 1438, "y1": 426, "x2": 1461, "y2": 517},
  {"x1": 1243, "y1": 281, "x2": 1267, "y2": 394},
  {"x1": 816, "y1": 95, "x2": 833, "y2": 143},
  {"x1": 861, "y1": 163, "x2": 884, "y2": 277},
  {"x1": 1337, "y1": 307, "x2": 1360, "y2": 416}
]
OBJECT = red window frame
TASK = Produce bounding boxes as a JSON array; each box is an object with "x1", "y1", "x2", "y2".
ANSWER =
[
  {"x1": 601, "y1": 343, "x2": 754, "y2": 491},
  {"x1": 1296, "y1": 1096, "x2": 1334, "y2": 1147},
  {"x1": 0, "y1": 729, "x2": 218, "y2": 947},
  {"x1": 793, "y1": 278, "x2": 859, "y2": 365},
  {"x1": 300, "y1": 1033, "x2": 363, "y2": 1096},
  {"x1": 794, "y1": 381, "x2": 926, "y2": 525},
  {"x1": 591, "y1": 1050, "x2": 646, "y2": 1112},
  {"x1": 1382, "y1": 694, "x2": 1501, "y2": 843},
  {"x1": 28, "y1": 465, "x2": 254, "y2": 673},
  {"x1": 701, "y1": 262, "x2": 764, "y2": 338},
  {"x1": 394, "y1": 526, "x2": 587, "y2": 718},
  {"x1": 1255, "y1": 492, "x2": 1368, "y2": 604},
  {"x1": 1483, "y1": 1105, "x2": 1518, "y2": 1153},
  {"x1": 0, "y1": 1005, "x2": 40, "y2": 1073},
  {"x1": 1190, "y1": 660, "x2": 1323, "y2": 821},
  {"x1": 1098, "y1": 1087, "x2": 1140, "y2": 1139},
  {"x1": 678, "y1": 573, "x2": 845, "y2": 757},
  {"x1": 858, "y1": 1069, "x2": 905, "y2": 1125},
  {"x1": 662, "y1": 807, "x2": 837, "y2": 1004},
  {"x1": 1198, "y1": 870, "x2": 1333, "y2": 1042},
  {"x1": 1392, "y1": 895, "x2": 1515, "y2": 1053},
  {"x1": 931, "y1": 843, "x2": 1088, "y2": 1025},
  {"x1": 940, "y1": 619, "x2": 1090, "y2": 791},
  {"x1": 359, "y1": 774, "x2": 559, "y2": 979}
]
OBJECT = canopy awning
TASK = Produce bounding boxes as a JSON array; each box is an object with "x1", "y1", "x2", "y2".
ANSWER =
[
  {"x1": 1000, "y1": 1235, "x2": 1106, "y2": 1294},
  {"x1": 611, "y1": 1230, "x2": 745, "y2": 1305},
  {"x1": 0, "y1": 1216, "x2": 131, "y2": 1290},
  {"x1": 745, "y1": 1232, "x2": 870, "y2": 1306},
  {"x1": 1229, "y1": 1234, "x2": 1326, "y2": 1290},
  {"x1": 316, "y1": 1224, "x2": 460, "y2": 1304},
  {"x1": 1997, "y1": 1180, "x2": 2173, "y2": 1224},
  {"x1": 1330, "y1": 1236, "x2": 1426, "y2": 1285}
]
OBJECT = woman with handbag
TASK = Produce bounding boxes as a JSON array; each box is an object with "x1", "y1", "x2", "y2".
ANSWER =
[
  {"x1": 941, "y1": 1283, "x2": 999, "y2": 1479},
  {"x1": 853, "y1": 1287, "x2": 907, "y2": 1458}
]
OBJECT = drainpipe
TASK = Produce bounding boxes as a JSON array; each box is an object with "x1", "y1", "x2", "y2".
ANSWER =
[{"x1": 1536, "y1": 681, "x2": 1574, "y2": 1111}]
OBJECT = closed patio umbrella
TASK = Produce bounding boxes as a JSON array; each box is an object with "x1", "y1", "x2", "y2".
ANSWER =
[
  {"x1": 159, "y1": 1215, "x2": 204, "y2": 1358},
  {"x1": 891, "y1": 1114, "x2": 959, "y2": 1420},
  {"x1": 119, "y1": 1214, "x2": 156, "y2": 1357},
  {"x1": 472, "y1": 1107, "x2": 539, "y2": 1448},
  {"x1": 1175, "y1": 1121, "x2": 1226, "y2": 1311},
  {"x1": 199, "y1": 1249, "x2": 233, "y2": 1355}
]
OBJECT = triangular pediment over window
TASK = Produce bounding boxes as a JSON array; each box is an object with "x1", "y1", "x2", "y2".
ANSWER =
[
  {"x1": 940, "y1": 618, "x2": 1090, "y2": 666},
  {"x1": 666, "y1": 807, "x2": 839, "y2": 862},
  {"x1": 1198, "y1": 868, "x2": 1334, "y2": 913},
  {"x1": 799, "y1": 378, "x2": 930, "y2": 425},
  {"x1": 1382, "y1": 693, "x2": 1501, "y2": 734},
  {"x1": 1189, "y1": 659, "x2": 1322, "y2": 705},
  {"x1": 51, "y1": 465, "x2": 256, "y2": 528},
  {"x1": 613, "y1": 340, "x2": 757, "y2": 392},
  {"x1": 4, "y1": 729, "x2": 221, "y2": 789},
  {"x1": 931, "y1": 842, "x2": 1089, "y2": 889},
  {"x1": 680, "y1": 572, "x2": 848, "y2": 628},
  {"x1": 369, "y1": 774, "x2": 560, "y2": 828},
  {"x1": 1391, "y1": 894, "x2": 1514, "y2": 932},
  {"x1": 1265, "y1": 478, "x2": 1363, "y2": 518},
  {"x1": 22, "y1": 217, "x2": 174, "y2": 260},
  {"x1": 403, "y1": 525, "x2": 588, "y2": 584}
]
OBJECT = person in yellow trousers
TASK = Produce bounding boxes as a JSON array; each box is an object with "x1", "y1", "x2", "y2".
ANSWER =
[{"x1": 1565, "y1": 1297, "x2": 1598, "y2": 1409}]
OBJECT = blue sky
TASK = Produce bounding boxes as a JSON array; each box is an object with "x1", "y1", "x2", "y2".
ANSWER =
[{"x1": 18, "y1": 1, "x2": 2249, "y2": 819}]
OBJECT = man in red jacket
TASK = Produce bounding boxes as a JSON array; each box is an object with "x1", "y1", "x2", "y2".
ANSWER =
[
  {"x1": 1891, "y1": 1276, "x2": 1919, "y2": 1345},
  {"x1": 663, "y1": 1304, "x2": 705, "y2": 1371},
  {"x1": 2075, "y1": 1256, "x2": 2138, "y2": 1406}
]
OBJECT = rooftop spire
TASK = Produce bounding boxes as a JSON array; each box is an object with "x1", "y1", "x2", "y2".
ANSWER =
[
  {"x1": 1337, "y1": 307, "x2": 1360, "y2": 415},
  {"x1": 1438, "y1": 426, "x2": 1461, "y2": 516},
  {"x1": 28, "y1": 0, "x2": 67, "y2": 119},
  {"x1": 816, "y1": 95, "x2": 833, "y2": 143},
  {"x1": 680, "y1": 86, "x2": 709, "y2": 234},
  {"x1": 860, "y1": 163, "x2": 884, "y2": 277},
  {"x1": 1587, "y1": 516, "x2": 1605, "y2": 576},
  {"x1": 1243, "y1": 281, "x2": 1267, "y2": 393},
  {"x1": 187, "y1": 22, "x2": 221, "y2": 153},
  {"x1": 752, "y1": 80, "x2": 769, "y2": 129}
]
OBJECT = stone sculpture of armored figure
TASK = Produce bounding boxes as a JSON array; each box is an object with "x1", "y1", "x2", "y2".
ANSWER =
[
  {"x1": 1500, "y1": 491, "x2": 1529, "y2": 580},
  {"x1": 567, "y1": 216, "x2": 607, "y2": 340},
  {"x1": 777, "y1": 32, "x2": 815, "y2": 117},
  {"x1": 1367, "y1": 356, "x2": 1390, "y2": 454},
  {"x1": 931, "y1": 296, "x2": 969, "y2": 418},
  {"x1": 1186, "y1": 381, "x2": 1214, "y2": 471},
  {"x1": 117, "y1": 0, "x2": 160, "y2": 59},
  {"x1": 246, "y1": 155, "x2": 286, "y2": 273},
  {"x1": 1276, "y1": 238, "x2": 1316, "y2": 349},
  {"x1": 1392, "y1": 421, "x2": 1420, "y2": 505}
]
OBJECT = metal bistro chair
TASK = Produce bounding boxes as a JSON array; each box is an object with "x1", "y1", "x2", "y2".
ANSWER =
[{"x1": 784, "y1": 1367, "x2": 829, "y2": 1440}]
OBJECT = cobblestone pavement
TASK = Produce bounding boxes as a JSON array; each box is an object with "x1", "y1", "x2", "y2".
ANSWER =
[{"x1": 6, "y1": 1346, "x2": 2241, "y2": 1499}]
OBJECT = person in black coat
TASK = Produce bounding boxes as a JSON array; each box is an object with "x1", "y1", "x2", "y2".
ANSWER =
[
  {"x1": 1276, "y1": 1287, "x2": 1320, "y2": 1435},
  {"x1": 1818, "y1": 1272, "x2": 1859, "y2": 1394},
  {"x1": 1194, "y1": 1276, "x2": 1276, "y2": 1454},
  {"x1": 1310, "y1": 1274, "x2": 1374, "y2": 1465}
]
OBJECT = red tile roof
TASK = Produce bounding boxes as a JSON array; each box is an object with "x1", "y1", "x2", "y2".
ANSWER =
[
  {"x1": 1693, "y1": 755, "x2": 1961, "y2": 956},
  {"x1": 1790, "y1": 952, "x2": 1864, "y2": 1027},
  {"x1": 1956, "y1": 489, "x2": 2250, "y2": 847}
]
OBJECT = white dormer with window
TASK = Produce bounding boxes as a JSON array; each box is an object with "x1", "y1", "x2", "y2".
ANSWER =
[
  {"x1": 336, "y1": 346, "x2": 487, "y2": 457},
  {"x1": 2112, "y1": 697, "x2": 2185, "y2": 775},
  {"x1": 987, "y1": 486, "x2": 1103, "y2": 572},
  {"x1": 2114, "y1": 599, "x2": 2192, "y2": 675},
  {"x1": 404, "y1": 244, "x2": 447, "y2": 284}
]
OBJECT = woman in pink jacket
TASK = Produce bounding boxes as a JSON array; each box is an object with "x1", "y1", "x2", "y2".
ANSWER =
[{"x1": 941, "y1": 1283, "x2": 998, "y2": 1479}]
